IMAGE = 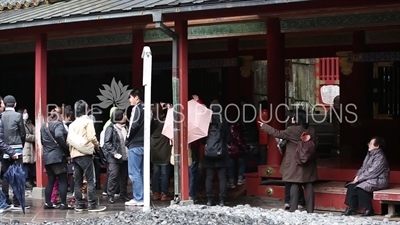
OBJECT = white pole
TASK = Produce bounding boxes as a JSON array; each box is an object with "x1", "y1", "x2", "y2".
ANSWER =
[{"x1": 142, "y1": 46, "x2": 152, "y2": 211}]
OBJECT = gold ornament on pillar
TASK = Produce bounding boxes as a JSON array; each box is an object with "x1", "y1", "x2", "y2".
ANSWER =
[
  {"x1": 336, "y1": 51, "x2": 353, "y2": 75},
  {"x1": 239, "y1": 56, "x2": 254, "y2": 78}
]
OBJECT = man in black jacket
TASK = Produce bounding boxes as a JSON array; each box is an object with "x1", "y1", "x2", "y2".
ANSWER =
[
  {"x1": 125, "y1": 89, "x2": 145, "y2": 206},
  {"x1": 1, "y1": 95, "x2": 26, "y2": 208},
  {"x1": 0, "y1": 97, "x2": 18, "y2": 160},
  {"x1": 0, "y1": 97, "x2": 18, "y2": 212}
]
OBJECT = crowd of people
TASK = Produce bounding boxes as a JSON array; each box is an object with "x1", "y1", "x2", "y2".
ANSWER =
[{"x1": 0, "y1": 91, "x2": 391, "y2": 216}]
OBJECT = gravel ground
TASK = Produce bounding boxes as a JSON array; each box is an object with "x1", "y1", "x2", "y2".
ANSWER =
[{"x1": 2, "y1": 205, "x2": 400, "y2": 225}]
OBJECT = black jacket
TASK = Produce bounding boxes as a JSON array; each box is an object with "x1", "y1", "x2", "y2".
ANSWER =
[
  {"x1": 126, "y1": 102, "x2": 144, "y2": 149},
  {"x1": 41, "y1": 121, "x2": 69, "y2": 165},
  {"x1": 103, "y1": 124, "x2": 125, "y2": 164},
  {"x1": 2, "y1": 109, "x2": 25, "y2": 148},
  {"x1": 0, "y1": 115, "x2": 16, "y2": 158},
  {"x1": 240, "y1": 121, "x2": 259, "y2": 145},
  {"x1": 150, "y1": 120, "x2": 171, "y2": 165},
  {"x1": 203, "y1": 118, "x2": 232, "y2": 169}
]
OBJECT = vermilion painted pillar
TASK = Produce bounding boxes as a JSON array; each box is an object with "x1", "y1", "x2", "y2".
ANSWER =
[
  {"x1": 35, "y1": 34, "x2": 48, "y2": 188},
  {"x1": 352, "y1": 31, "x2": 367, "y2": 121},
  {"x1": 340, "y1": 31, "x2": 366, "y2": 162},
  {"x1": 226, "y1": 39, "x2": 240, "y2": 120},
  {"x1": 132, "y1": 29, "x2": 144, "y2": 87},
  {"x1": 175, "y1": 20, "x2": 190, "y2": 201},
  {"x1": 266, "y1": 18, "x2": 285, "y2": 166}
]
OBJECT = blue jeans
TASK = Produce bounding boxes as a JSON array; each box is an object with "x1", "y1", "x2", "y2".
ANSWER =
[
  {"x1": 152, "y1": 164, "x2": 170, "y2": 194},
  {"x1": 128, "y1": 147, "x2": 144, "y2": 202},
  {"x1": 189, "y1": 160, "x2": 201, "y2": 198},
  {"x1": 228, "y1": 157, "x2": 246, "y2": 184}
]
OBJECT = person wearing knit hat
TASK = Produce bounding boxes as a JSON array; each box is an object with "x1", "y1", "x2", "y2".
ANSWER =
[{"x1": 1, "y1": 95, "x2": 28, "y2": 209}]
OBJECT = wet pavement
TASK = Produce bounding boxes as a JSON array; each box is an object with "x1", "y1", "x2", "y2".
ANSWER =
[{"x1": 1, "y1": 191, "x2": 399, "y2": 224}]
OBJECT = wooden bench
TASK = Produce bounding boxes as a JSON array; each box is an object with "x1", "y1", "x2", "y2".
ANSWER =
[{"x1": 373, "y1": 186, "x2": 400, "y2": 218}]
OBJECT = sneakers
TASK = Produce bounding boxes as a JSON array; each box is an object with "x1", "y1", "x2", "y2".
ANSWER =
[
  {"x1": 102, "y1": 192, "x2": 107, "y2": 196},
  {"x1": 0, "y1": 205, "x2": 12, "y2": 214},
  {"x1": 12, "y1": 205, "x2": 31, "y2": 210},
  {"x1": 227, "y1": 183, "x2": 236, "y2": 189},
  {"x1": 75, "y1": 204, "x2": 88, "y2": 212},
  {"x1": 125, "y1": 199, "x2": 144, "y2": 206},
  {"x1": 284, "y1": 203, "x2": 290, "y2": 210},
  {"x1": 59, "y1": 204, "x2": 73, "y2": 210},
  {"x1": 88, "y1": 205, "x2": 106, "y2": 212},
  {"x1": 283, "y1": 203, "x2": 304, "y2": 210},
  {"x1": 237, "y1": 179, "x2": 245, "y2": 186},
  {"x1": 44, "y1": 203, "x2": 56, "y2": 209}
]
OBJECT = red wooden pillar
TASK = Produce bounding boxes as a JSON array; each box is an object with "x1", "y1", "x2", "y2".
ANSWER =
[
  {"x1": 132, "y1": 29, "x2": 144, "y2": 87},
  {"x1": 266, "y1": 18, "x2": 285, "y2": 166},
  {"x1": 352, "y1": 31, "x2": 367, "y2": 121},
  {"x1": 226, "y1": 39, "x2": 240, "y2": 119},
  {"x1": 175, "y1": 20, "x2": 190, "y2": 200},
  {"x1": 341, "y1": 31, "x2": 366, "y2": 162},
  {"x1": 35, "y1": 34, "x2": 48, "y2": 188}
]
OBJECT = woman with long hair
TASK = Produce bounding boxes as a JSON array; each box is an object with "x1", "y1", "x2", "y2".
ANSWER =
[{"x1": 150, "y1": 103, "x2": 172, "y2": 201}]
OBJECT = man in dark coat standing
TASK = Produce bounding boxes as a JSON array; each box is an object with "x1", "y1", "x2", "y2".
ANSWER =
[{"x1": 1, "y1": 95, "x2": 26, "y2": 209}]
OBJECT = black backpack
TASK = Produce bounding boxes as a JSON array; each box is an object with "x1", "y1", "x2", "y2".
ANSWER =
[{"x1": 204, "y1": 123, "x2": 225, "y2": 159}]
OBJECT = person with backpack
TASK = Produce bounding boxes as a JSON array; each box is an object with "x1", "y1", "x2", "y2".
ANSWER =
[
  {"x1": 203, "y1": 100, "x2": 232, "y2": 207},
  {"x1": 259, "y1": 109, "x2": 317, "y2": 213}
]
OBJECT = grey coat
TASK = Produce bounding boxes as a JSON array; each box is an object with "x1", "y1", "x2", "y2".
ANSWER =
[
  {"x1": 261, "y1": 124, "x2": 318, "y2": 183},
  {"x1": 23, "y1": 121, "x2": 35, "y2": 164},
  {"x1": 355, "y1": 148, "x2": 390, "y2": 193}
]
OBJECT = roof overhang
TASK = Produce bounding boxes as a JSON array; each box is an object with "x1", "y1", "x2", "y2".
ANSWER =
[{"x1": 0, "y1": 0, "x2": 309, "y2": 31}]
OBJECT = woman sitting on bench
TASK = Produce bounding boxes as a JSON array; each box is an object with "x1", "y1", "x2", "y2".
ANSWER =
[{"x1": 342, "y1": 136, "x2": 390, "y2": 217}]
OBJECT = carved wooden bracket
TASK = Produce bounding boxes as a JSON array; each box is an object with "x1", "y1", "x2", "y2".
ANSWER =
[
  {"x1": 239, "y1": 55, "x2": 254, "y2": 78},
  {"x1": 336, "y1": 51, "x2": 353, "y2": 75}
]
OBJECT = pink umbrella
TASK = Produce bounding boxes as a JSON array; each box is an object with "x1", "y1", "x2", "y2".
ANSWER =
[{"x1": 162, "y1": 100, "x2": 212, "y2": 143}]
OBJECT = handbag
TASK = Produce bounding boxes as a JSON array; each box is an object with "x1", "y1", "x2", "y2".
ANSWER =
[
  {"x1": 95, "y1": 147, "x2": 107, "y2": 167},
  {"x1": 170, "y1": 145, "x2": 192, "y2": 166}
]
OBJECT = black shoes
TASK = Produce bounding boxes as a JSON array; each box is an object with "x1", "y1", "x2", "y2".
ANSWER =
[
  {"x1": 108, "y1": 196, "x2": 115, "y2": 204},
  {"x1": 342, "y1": 207, "x2": 374, "y2": 216},
  {"x1": 120, "y1": 196, "x2": 131, "y2": 202},
  {"x1": 361, "y1": 209, "x2": 374, "y2": 217},
  {"x1": 342, "y1": 207, "x2": 357, "y2": 216},
  {"x1": 206, "y1": 198, "x2": 225, "y2": 207}
]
